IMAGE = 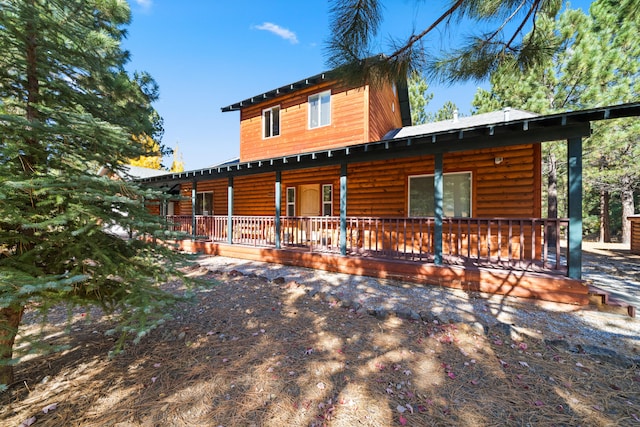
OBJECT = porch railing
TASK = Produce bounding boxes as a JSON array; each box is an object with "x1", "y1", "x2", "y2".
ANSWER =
[{"x1": 166, "y1": 215, "x2": 569, "y2": 274}]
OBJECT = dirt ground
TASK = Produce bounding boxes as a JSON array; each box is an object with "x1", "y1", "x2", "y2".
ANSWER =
[{"x1": 2, "y1": 255, "x2": 640, "y2": 426}]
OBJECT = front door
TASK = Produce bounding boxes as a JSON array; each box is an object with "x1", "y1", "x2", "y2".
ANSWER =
[
  {"x1": 299, "y1": 184, "x2": 320, "y2": 243},
  {"x1": 299, "y1": 184, "x2": 320, "y2": 216}
]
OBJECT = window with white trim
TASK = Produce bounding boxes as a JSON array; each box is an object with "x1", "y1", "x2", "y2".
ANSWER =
[
  {"x1": 322, "y1": 184, "x2": 333, "y2": 216},
  {"x1": 196, "y1": 191, "x2": 213, "y2": 215},
  {"x1": 308, "y1": 90, "x2": 331, "y2": 129},
  {"x1": 408, "y1": 172, "x2": 471, "y2": 217},
  {"x1": 286, "y1": 187, "x2": 296, "y2": 216},
  {"x1": 263, "y1": 105, "x2": 280, "y2": 138}
]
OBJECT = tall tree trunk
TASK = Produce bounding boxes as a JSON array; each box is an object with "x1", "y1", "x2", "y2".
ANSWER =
[
  {"x1": 547, "y1": 151, "x2": 558, "y2": 248},
  {"x1": 599, "y1": 189, "x2": 611, "y2": 242},
  {"x1": 621, "y1": 177, "x2": 635, "y2": 244},
  {"x1": 0, "y1": 3, "x2": 40, "y2": 384},
  {"x1": 0, "y1": 306, "x2": 25, "y2": 385}
]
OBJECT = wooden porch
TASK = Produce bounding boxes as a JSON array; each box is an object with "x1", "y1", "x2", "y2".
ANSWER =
[{"x1": 166, "y1": 214, "x2": 589, "y2": 305}]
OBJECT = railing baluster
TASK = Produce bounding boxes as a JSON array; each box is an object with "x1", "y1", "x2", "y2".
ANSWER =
[
  {"x1": 531, "y1": 219, "x2": 536, "y2": 266},
  {"x1": 487, "y1": 220, "x2": 492, "y2": 264},
  {"x1": 556, "y1": 220, "x2": 562, "y2": 270},
  {"x1": 418, "y1": 218, "x2": 423, "y2": 261},
  {"x1": 169, "y1": 215, "x2": 569, "y2": 274},
  {"x1": 519, "y1": 220, "x2": 525, "y2": 262},
  {"x1": 477, "y1": 219, "x2": 481, "y2": 262},
  {"x1": 466, "y1": 218, "x2": 471, "y2": 259},
  {"x1": 497, "y1": 219, "x2": 502, "y2": 263}
]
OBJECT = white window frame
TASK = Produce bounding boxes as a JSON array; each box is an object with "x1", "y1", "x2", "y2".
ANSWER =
[
  {"x1": 263, "y1": 105, "x2": 280, "y2": 139},
  {"x1": 408, "y1": 172, "x2": 472, "y2": 218},
  {"x1": 160, "y1": 200, "x2": 176, "y2": 217},
  {"x1": 322, "y1": 184, "x2": 333, "y2": 216},
  {"x1": 308, "y1": 90, "x2": 331, "y2": 129},
  {"x1": 196, "y1": 191, "x2": 213, "y2": 216},
  {"x1": 286, "y1": 187, "x2": 296, "y2": 216}
]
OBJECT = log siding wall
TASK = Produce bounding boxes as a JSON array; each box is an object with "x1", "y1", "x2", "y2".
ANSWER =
[
  {"x1": 179, "y1": 179, "x2": 228, "y2": 216},
  {"x1": 176, "y1": 143, "x2": 540, "y2": 220}
]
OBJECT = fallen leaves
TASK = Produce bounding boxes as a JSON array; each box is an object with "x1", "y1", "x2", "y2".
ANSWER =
[
  {"x1": 18, "y1": 417, "x2": 36, "y2": 427},
  {"x1": 6, "y1": 269, "x2": 637, "y2": 427},
  {"x1": 42, "y1": 403, "x2": 58, "y2": 414},
  {"x1": 18, "y1": 403, "x2": 58, "y2": 427}
]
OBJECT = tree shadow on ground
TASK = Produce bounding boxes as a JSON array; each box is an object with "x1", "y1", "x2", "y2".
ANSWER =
[{"x1": 1, "y1": 268, "x2": 639, "y2": 426}]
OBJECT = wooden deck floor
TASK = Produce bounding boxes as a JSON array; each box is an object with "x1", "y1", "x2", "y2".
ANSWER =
[{"x1": 178, "y1": 240, "x2": 589, "y2": 306}]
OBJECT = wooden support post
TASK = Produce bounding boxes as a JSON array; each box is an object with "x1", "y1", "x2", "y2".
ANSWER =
[
  {"x1": 434, "y1": 153, "x2": 443, "y2": 265},
  {"x1": 228, "y1": 176, "x2": 234, "y2": 245},
  {"x1": 567, "y1": 137, "x2": 582, "y2": 279},
  {"x1": 275, "y1": 171, "x2": 282, "y2": 249},
  {"x1": 340, "y1": 162, "x2": 347, "y2": 256},
  {"x1": 191, "y1": 179, "x2": 197, "y2": 239}
]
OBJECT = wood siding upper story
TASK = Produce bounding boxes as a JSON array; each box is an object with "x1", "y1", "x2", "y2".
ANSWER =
[
  {"x1": 368, "y1": 83, "x2": 404, "y2": 142},
  {"x1": 178, "y1": 143, "x2": 541, "y2": 219},
  {"x1": 238, "y1": 80, "x2": 403, "y2": 162}
]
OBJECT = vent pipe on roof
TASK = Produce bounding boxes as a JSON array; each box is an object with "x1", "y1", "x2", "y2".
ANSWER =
[
  {"x1": 504, "y1": 107, "x2": 511, "y2": 121},
  {"x1": 453, "y1": 109, "x2": 459, "y2": 122}
]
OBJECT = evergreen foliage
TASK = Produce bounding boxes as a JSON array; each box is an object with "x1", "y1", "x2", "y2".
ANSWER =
[
  {"x1": 326, "y1": 0, "x2": 581, "y2": 85},
  {"x1": 0, "y1": 0, "x2": 187, "y2": 385},
  {"x1": 471, "y1": 0, "x2": 640, "y2": 242},
  {"x1": 408, "y1": 72, "x2": 460, "y2": 125},
  {"x1": 408, "y1": 72, "x2": 434, "y2": 125}
]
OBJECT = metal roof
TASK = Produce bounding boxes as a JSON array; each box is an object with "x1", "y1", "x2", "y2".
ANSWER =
[
  {"x1": 141, "y1": 102, "x2": 640, "y2": 186},
  {"x1": 384, "y1": 108, "x2": 537, "y2": 140}
]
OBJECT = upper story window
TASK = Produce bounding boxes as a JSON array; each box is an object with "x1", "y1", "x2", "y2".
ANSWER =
[
  {"x1": 263, "y1": 105, "x2": 280, "y2": 138},
  {"x1": 308, "y1": 90, "x2": 331, "y2": 129}
]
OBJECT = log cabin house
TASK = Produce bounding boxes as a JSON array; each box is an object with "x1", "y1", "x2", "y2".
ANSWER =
[{"x1": 140, "y1": 68, "x2": 640, "y2": 305}]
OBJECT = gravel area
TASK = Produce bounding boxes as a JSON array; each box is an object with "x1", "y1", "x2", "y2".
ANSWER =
[{"x1": 196, "y1": 245, "x2": 640, "y2": 361}]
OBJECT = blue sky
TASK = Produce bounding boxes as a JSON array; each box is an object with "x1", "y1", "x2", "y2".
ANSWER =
[{"x1": 123, "y1": 0, "x2": 593, "y2": 171}]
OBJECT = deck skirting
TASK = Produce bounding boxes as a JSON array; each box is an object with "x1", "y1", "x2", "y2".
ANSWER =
[{"x1": 179, "y1": 240, "x2": 588, "y2": 306}]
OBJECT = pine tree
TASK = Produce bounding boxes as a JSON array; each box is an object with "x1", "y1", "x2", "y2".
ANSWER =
[
  {"x1": 431, "y1": 101, "x2": 459, "y2": 122},
  {"x1": 325, "y1": 0, "x2": 577, "y2": 85},
  {"x1": 408, "y1": 71, "x2": 434, "y2": 125},
  {"x1": 408, "y1": 72, "x2": 460, "y2": 125},
  {"x1": 0, "y1": 0, "x2": 185, "y2": 385},
  {"x1": 471, "y1": 0, "x2": 640, "y2": 242}
]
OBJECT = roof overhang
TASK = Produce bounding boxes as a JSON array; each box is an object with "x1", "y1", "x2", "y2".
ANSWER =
[{"x1": 221, "y1": 72, "x2": 334, "y2": 112}]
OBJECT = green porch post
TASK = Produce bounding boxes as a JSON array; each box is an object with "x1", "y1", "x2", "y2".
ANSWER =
[
  {"x1": 275, "y1": 171, "x2": 282, "y2": 249},
  {"x1": 567, "y1": 136, "x2": 583, "y2": 279},
  {"x1": 340, "y1": 162, "x2": 347, "y2": 255},
  {"x1": 227, "y1": 176, "x2": 234, "y2": 244},
  {"x1": 434, "y1": 153, "x2": 443, "y2": 265},
  {"x1": 191, "y1": 179, "x2": 197, "y2": 239}
]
